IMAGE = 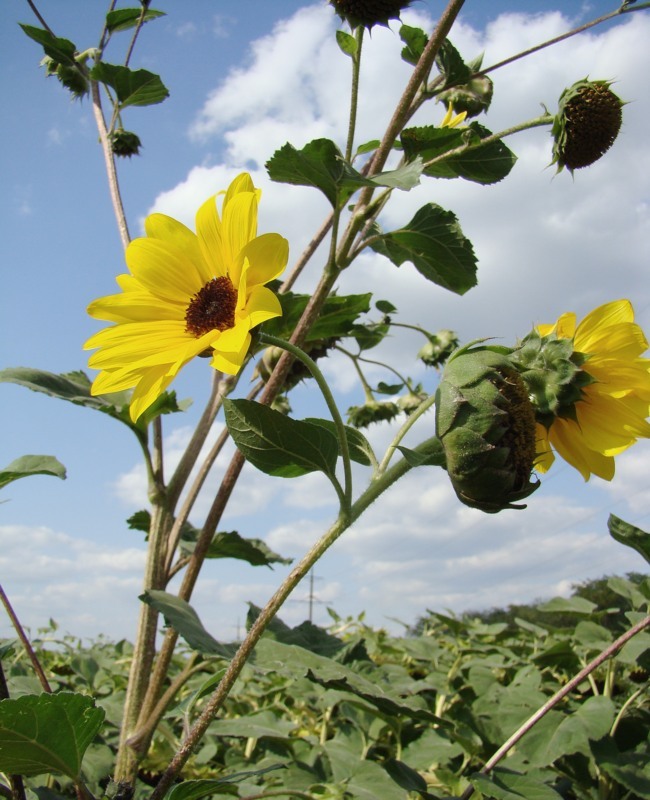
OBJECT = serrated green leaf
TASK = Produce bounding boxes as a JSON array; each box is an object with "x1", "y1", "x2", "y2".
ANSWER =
[
  {"x1": 89, "y1": 62, "x2": 169, "y2": 108},
  {"x1": 304, "y1": 418, "x2": 374, "y2": 466},
  {"x1": 141, "y1": 590, "x2": 235, "y2": 657},
  {"x1": 105, "y1": 8, "x2": 166, "y2": 34},
  {"x1": 435, "y1": 38, "x2": 472, "y2": 87},
  {"x1": 167, "y1": 767, "x2": 286, "y2": 800},
  {"x1": 472, "y1": 769, "x2": 562, "y2": 800},
  {"x1": 402, "y1": 123, "x2": 517, "y2": 184},
  {"x1": 0, "y1": 692, "x2": 104, "y2": 778},
  {"x1": 0, "y1": 455, "x2": 66, "y2": 489},
  {"x1": 224, "y1": 398, "x2": 339, "y2": 480},
  {"x1": 369, "y1": 203, "x2": 477, "y2": 295},
  {"x1": 182, "y1": 529, "x2": 292, "y2": 567},
  {"x1": 249, "y1": 608, "x2": 346, "y2": 658},
  {"x1": 263, "y1": 291, "x2": 371, "y2": 343},
  {"x1": 20, "y1": 24, "x2": 77, "y2": 65},
  {"x1": 336, "y1": 30, "x2": 358, "y2": 57},
  {"x1": 400, "y1": 24, "x2": 428, "y2": 66},
  {"x1": 608, "y1": 514, "x2": 650, "y2": 565}
]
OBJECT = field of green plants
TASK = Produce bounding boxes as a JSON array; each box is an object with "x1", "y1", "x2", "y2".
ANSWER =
[{"x1": 3, "y1": 573, "x2": 649, "y2": 800}]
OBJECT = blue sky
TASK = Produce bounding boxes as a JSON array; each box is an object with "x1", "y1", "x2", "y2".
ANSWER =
[{"x1": 1, "y1": 0, "x2": 649, "y2": 643}]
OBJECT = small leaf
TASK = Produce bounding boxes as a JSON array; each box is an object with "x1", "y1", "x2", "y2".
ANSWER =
[
  {"x1": 375, "y1": 299, "x2": 397, "y2": 314},
  {"x1": 0, "y1": 693, "x2": 104, "y2": 778},
  {"x1": 435, "y1": 38, "x2": 472, "y2": 87},
  {"x1": 402, "y1": 123, "x2": 517, "y2": 184},
  {"x1": 89, "y1": 62, "x2": 169, "y2": 108},
  {"x1": 224, "y1": 399, "x2": 339, "y2": 480},
  {"x1": 105, "y1": 8, "x2": 166, "y2": 33},
  {"x1": 141, "y1": 590, "x2": 235, "y2": 657},
  {"x1": 20, "y1": 24, "x2": 77, "y2": 66},
  {"x1": 181, "y1": 529, "x2": 292, "y2": 567},
  {"x1": 304, "y1": 418, "x2": 375, "y2": 466},
  {"x1": 336, "y1": 30, "x2": 358, "y2": 57},
  {"x1": 376, "y1": 381, "x2": 403, "y2": 396},
  {"x1": 369, "y1": 203, "x2": 477, "y2": 295},
  {"x1": 400, "y1": 24, "x2": 428, "y2": 66},
  {"x1": 167, "y1": 767, "x2": 285, "y2": 800},
  {"x1": 0, "y1": 455, "x2": 66, "y2": 489},
  {"x1": 608, "y1": 514, "x2": 650, "y2": 565},
  {"x1": 537, "y1": 596, "x2": 597, "y2": 615},
  {"x1": 356, "y1": 139, "x2": 380, "y2": 156},
  {"x1": 471, "y1": 768, "x2": 562, "y2": 800}
]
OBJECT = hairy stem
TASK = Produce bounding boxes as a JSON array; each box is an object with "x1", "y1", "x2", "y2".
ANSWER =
[
  {"x1": 0, "y1": 584, "x2": 51, "y2": 693},
  {"x1": 458, "y1": 614, "x2": 650, "y2": 800}
]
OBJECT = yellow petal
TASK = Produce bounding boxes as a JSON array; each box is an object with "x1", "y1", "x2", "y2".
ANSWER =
[
  {"x1": 575, "y1": 299, "x2": 633, "y2": 352},
  {"x1": 145, "y1": 213, "x2": 203, "y2": 269},
  {"x1": 239, "y1": 233, "x2": 289, "y2": 288},
  {"x1": 550, "y1": 417, "x2": 615, "y2": 481},
  {"x1": 244, "y1": 285, "x2": 282, "y2": 328},
  {"x1": 87, "y1": 289, "x2": 182, "y2": 324},
  {"x1": 211, "y1": 332, "x2": 251, "y2": 374},
  {"x1": 126, "y1": 239, "x2": 203, "y2": 302},
  {"x1": 129, "y1": 363, "x2": 177, "y2": 422},
  {"x1": 195, "y1": 195, "x2": 227, "y2": 280},
  {"x1": 223, "y1": 192, "x2": 258, "y2": 286}
]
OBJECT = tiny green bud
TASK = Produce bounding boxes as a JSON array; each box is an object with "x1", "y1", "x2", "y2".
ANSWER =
[
  {"x1": 347, "y1": 400, "x2": 400, "y2": 428},
  {"x1": 110, "y1": 129, "x2": 143, "y2": 158},
  {"x1": 418, "y1": 329, "x2": 459, "y2": 368}
]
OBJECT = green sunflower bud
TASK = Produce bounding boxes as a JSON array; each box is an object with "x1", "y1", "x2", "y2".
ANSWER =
[
  {"x1": 551, "y1": 78, "x2": 623, "y2": 172},
  {"x1": 435, "y1": 344, "x2": 539, "y2": 513},
  {"x1": 110, "y1": 129, "x2": 143, "y2": 158},
  {"x1": 397, "y1": 387, "x2": 428, "y2": 415},
  {"x1": 418, "y1": 329, "x2": 459, "y2": 368},
  {"x1": 347, "y1": 400, "x2": 400, "y2": 428},
  {"x1": 437, "y1": 74, "x2": 493, "y2": 119},
  {"x1": 329, "y1": 0, "x2": 412, "y2": 30}
]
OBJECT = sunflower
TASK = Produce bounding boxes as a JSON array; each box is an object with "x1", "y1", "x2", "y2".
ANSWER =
[
  {"x1": 84, "y1": 173, "x2": 289, "y2": 421},
  {"x1": 531, "y1": 300, "x2": 650, "y2": 480}
]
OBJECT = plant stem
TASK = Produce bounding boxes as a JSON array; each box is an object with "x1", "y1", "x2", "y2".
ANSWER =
[
  {"x1": 0, "y1": 584, "x2": 51, "y2": 693},
  {"x1": 260, "y1": 332, "x2": 353, "y2": 513},
  {"x1": 345, "y1": 27, "x2": 364, "y2": 163},
  {"x1": 458, "y1": 613, "x2": 650, "y2": 800},
  {"x1": 148, "y1": 448, "x2": 421, "y2": 800}
]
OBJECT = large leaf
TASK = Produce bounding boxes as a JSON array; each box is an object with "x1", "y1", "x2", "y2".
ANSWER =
[
  {"x1": 20, "y1": 25, "x2": 77, "y2": 65},
  {"x1": 105, "y1": 8, "x2": 166, "y2": 33},
  {"x1": 0, "y1": 367, "x2": 188, "y2": 440},
  {"x1": 141, "y1": 590, "x2": 235, "y2": 657},
  {"x1": 265, "y1": 139, "x2": 421, "y2": 207},
  {"x1": 472, "y1": 768, "x2": 562, "y2": 800},
  {"x1": 224, "y1": 399, "x2": 339, "y2": 480},
  {"x1": 263, "y1": 291, "x2": 372, "y2": 343},
  {"x1": 608, "y1": 514, "x2": 650, "y2": 565},
  {"x1": 247, "y1": 605, "x2": 346, "y2": 658},
  {"x1": 89, "y1": 62, "x2": 169, "y2": 108},
  {"x1": 0, "y1": 692, "x2": 104, "y2": 778},
  {"x1": 304, "y1": 418, "x2": 374, "y2": 466},
  {"x1": 0, "y1": 455, "x2": 66, "y2": 489},
  {"x1": 401, "y1": 122, "x2": 517, "y2": 184},
  {"x1": 369, "y1": 203, "x2": 477, "y2": 295}
]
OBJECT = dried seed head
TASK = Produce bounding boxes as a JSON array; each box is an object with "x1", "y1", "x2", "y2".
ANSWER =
[{"x1": 329, "y1": 0, "x2": 412, "y2": 30}]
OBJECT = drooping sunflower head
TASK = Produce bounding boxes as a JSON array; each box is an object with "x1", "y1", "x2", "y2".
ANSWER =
[
  {"x1": 84, "y1": 173, "x2": 289, "y2": 422},
  {"x1": 551, "y1": 78, "x2": 624, "y2": 173},
  {"x1": 329, "y1": 0, "x2": 412, "y2": 30},
  {"x1": 513, "y1": 300, "x2": 650, "y2": 480},
  {"x1": 435, "y1": 344, "x2": 540, "y2": 513}
]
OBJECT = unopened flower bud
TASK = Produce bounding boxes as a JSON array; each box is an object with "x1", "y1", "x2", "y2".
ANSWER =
[
  {"x1": 437, "y1": 74, "x2": 493, "y2": 118},
  {"x1": 110, "y1": 129, "x2": 143, "y2": 158},
  {"x1": 435, "y1": 344, "x2": 539, "y2": 513},
  {"x1": 418, "y1": 329, "x2": 459, "y2": 368},
  {"x1": 347, "y1": 400, "x2": 400, "y2": 428}
]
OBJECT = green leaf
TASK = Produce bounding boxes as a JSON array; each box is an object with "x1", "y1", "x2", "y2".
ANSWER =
[
  {"x1": 20, "y1": 24, "x2": 77, "y2": 65},
  {"x1": 263, "y1": 291, "x2": 371, "y2": 343},
  {"x1": 0, "y1": 692, "x2": 104, "y2": 778},
  {"x1": 304, "y1": 418, "x2": 374, "y2": 466},
  {"x1": 396, "y1": 439, "x2": 445, "y2": 467},
  {"x1": 401, "y1": 123, "x2": 517, "y2": 184},
  {"x1": 224, "y1": 399, "x2": 339, "y2": 480},
  {"x1": 0, "y1": 455, "x2": 66, "y2": 489},
  {"x1": 435, "y1": 38, "x2": 472, "y2": 87},
  {"x1": 375, "y1": 299, "x2": 397, "y2": 314},
  {"x1": 356, "y1": 139, "x2": 380, "y2": 156},
  {"x1": 141, "y1": 590, "x2": 235, "y2": 657},
  {"x1": 167, "y1": 768, "x2": 286, "y2": 800},
  {"x1": 472, "y1": 768, "x2": 562, "y2": 800},
  {"x1": 400, "y1": 24, "x2": 428, "y2": 66},
  {"x1": 537, "y1": 596, "x2": 597, "y2": 615},
  {"x1": 336, "y1": 30, "x2": 358, "y2": 57},
  {"x1": 608, "y1": 514, "x2": 650, "y2": 565},
  {"x1": 105, "y1": 8, "x2": 166, "y2": 33},
  {"x1": 181, "y1": 529, "x2": 292, "y2": 567},
  {"x1": 89, "y1": 62, "x2": 169, "y2": 108},
  {"x1": 369, "y1": 203, "x2": 477, "y2": 295},
  {"x1": 265, "y1": 139, "x2": 420, "y2": 208}
]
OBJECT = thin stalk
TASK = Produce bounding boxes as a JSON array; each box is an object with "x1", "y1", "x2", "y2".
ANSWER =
[
  {"x1": 610, "y1": 686, "x2": 644, "y2": 738},
  {"x1": 344, "y1": 26, "x2": 364, "y2": 162},
  {"x1": 458, "y1": 614, "x2": 650, "y2": 800},
  {"x1": 260, "y1": 332, "x2": 352, "y2": 513},
  {"x1": 0, "y1": 584, "x2": 51, "y2": 693},
  {"x1": 336, "y1": 346, "x2": 376, "y2": 403},
  {"x1": 377, "y1": 391, "x2": 438, "y2": 475},
  {"x1": 149, "y1": 448, "x2": 422, "y2": 800}
]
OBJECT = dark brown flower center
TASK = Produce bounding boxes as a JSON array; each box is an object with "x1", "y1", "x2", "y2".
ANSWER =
[{"x1": 185, "y1": 276, "x2": 237, "y2": 337}]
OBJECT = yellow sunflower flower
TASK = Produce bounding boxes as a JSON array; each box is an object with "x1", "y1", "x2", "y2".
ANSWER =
[
  {"x1": 84, "y1": 173, "x2": 289, "y2": 421},
  {"x1": 440, "y1": 103, "x2": 467, "y2": 129},
  {"x1": 533, "y1": 299, "x2": 650, "y2": 480}
]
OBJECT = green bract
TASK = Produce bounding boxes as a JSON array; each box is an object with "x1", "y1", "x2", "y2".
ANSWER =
[{"x1": 435, "y1": 344, "x2": 539, "y2": 513}]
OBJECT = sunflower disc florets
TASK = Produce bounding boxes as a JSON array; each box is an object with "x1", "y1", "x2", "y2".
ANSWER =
[
  {"x1": 435, "y1": 344, "x2": 539, "y2": 513},
  {"x1": 551, "y1": 79, "x2": 623, "y2": 172},
  {"x1": 329, "y1": 0, "x2": 412, "y2": 30}
]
